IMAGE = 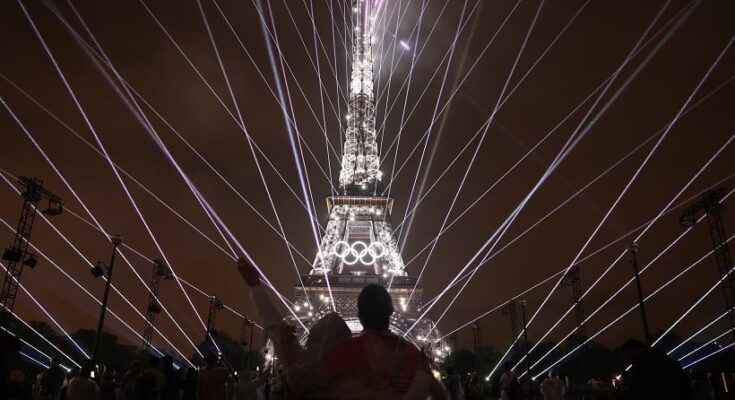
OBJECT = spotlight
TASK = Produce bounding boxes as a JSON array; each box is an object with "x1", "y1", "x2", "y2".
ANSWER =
[
  {"x1": 91, "y1": 262, "x2": 105, "y2": 278},
  {"x1": 110, "y1": 234, "x2": 123, "y2": 246},
  {"x1": 2, "y1": 248, "x2": 22, "y2": 263},
  {"x1": 22, "y1": 256, "x2": 38, "y2": 269},
  {"x1": 42, "y1": 201, "x2": 63, "y2": 216}
]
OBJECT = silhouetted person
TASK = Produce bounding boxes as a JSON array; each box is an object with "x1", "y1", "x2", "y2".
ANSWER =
[
  {"x1": 235, "y1": 371, "x2": 262, "y2": 400},
  {"x1": 196, "y1": 353, "x2": 230, "y2": 400},
  {"x1": 118, "y1": 363, "x2": 141, "y2": 400},
  {"x1": 540, "y1": 370, "x2": 564, "y2": 400},
  {"x1": 465, "y1": 375, "x2": 483, "y2": 400},
  {"x1": 237, "y1": 258, "x2": 351, "y2": 370},
  {"x1": 65, "y1": 365, "x2": 99, "y2": 400},
  {"x1": 39, "y1": 357, "x2": 65, "y2": 400},
  {"x1": 0, "y1": 335, "x2": 22, "y2": 396},
  {"x1": 98, "y1": 374, "x2": 115, "y2": 400},
  {"x1": 444, "y1": 367, "x2": 464, "y2": 400},
  {"x1": 499, "y1": 362, "x2": 520, "y2": 400},
  {"x1": 318, "y1": 284, "x2": 445, "y2": 398},
  {"x1": 138, "y1": 357, "x2": 165, "y2": 400},
  {"x1": 620, "y1": 339, "x2": 694, "y2": 400},
  {"x1": 268, "y1": 369, "x2": 285, "y2": 400},
  {"x1": 181, "y1": 368, "x2": 197, "y2": 400},
  {"x1": 160, "y1": 356, "x2": 179, "y2": 400}
]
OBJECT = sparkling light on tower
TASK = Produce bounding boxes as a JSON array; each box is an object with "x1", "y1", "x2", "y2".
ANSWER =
[{"x1": 289, "y1": 0, "x2": 446, "y2": 357}]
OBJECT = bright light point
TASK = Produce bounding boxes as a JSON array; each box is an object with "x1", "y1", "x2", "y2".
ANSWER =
[
  {"x1": 382, "y1": 273, "x2": 388, "y2": 278},
  {"x1": 295, "y1": 305, "x2": 301, "y2": 312},
  {"x1": 399, "y1": 41, "x2": 410, "y2": 50},
  {"x1": 531, "y1": 377, "x2": 537, "y2": 382},
  {"x1": 308, "y1": 311, "x2": 313, "y2": 317},
  {"x1": 319, "y1": 293, "x2": 325, "y2": 300},
  {"x1": 485, "y1": 377, "x2": 490, "y2": 382},
  {"x1": 302, "y1": 302, "x2": 308, "y2": 307}
]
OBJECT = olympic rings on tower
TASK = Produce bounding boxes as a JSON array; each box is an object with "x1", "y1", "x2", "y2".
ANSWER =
[{"x1": 332, "y1": 240, "x2": 386, "y2": 265}]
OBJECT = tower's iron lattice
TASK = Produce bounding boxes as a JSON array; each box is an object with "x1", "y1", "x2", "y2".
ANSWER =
[
  {"x1": 680, "y1": 188, "x2": 735, "y2": 342},
  {"x1": 501, "y1": 299, "x2": 519, "y2": 343},
  {"x1": 205, "y1": 296, "x2": 224, "y2": 347},
  {"x1": 561, "y1": 265, "x2": 587, "y2": 341},
  {"x1": 1, "y1": 177, "x2": 62, "y2": 327},
  {"x1": 142, "y1": 258, "x2": 172, "y2": 351},
  {"x1": 284, "y1": 0, "x2": 447, "y2": 358}
]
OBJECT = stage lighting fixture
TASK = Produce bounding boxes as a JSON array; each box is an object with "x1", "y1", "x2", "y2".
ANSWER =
[
  {"x1": 91, "y1": 262, "x2": 105, "y2": 278},
  {"x1": 2, "y1": 248, "x2": 22, "y2": 263},
  {"x1": 110, "y1": 234, "x2": 123, "y2": 246},
  {"x1": 22, "y1": 256, "x2": 37, "y2": 269},
  {"x1": 42, "y1": 201, "x2": 63, "y2": 216}
]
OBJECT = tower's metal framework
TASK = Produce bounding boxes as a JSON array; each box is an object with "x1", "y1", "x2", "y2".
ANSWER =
[
  {"x1": 680, "y1": 188, "x2": 735, "y2": 342},
  {"x1": 289, "y1": 0, "x2": 445, "y2": 355},
  {"x1": 142, "y1": 258, "x2": 172, "y2": 352},
  {"x1": 1, "y1": 177, "x2": 62, "y2": 327},
  {"x1": 501, "y1": 299, "x2": 519, "y2": 343},
  {"x1": 205, "y1": 296, "x2": 224, "y2": 348},
  {"x1": 337, "y1": 0, "x2": 380, "y2": 191},
  {"x1": 470, "y1": 320, "x2": 481, "y2": 354},
  {"x1": 561, "y1": 265, "x2": 587, "y2": 341}
]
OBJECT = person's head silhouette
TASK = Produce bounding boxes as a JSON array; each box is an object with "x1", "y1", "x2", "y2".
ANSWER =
[{"x1": 357, "y1": 284, "x2": 393, "y2": 332}]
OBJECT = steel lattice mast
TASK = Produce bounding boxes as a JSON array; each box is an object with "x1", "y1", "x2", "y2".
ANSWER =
[
  {"x1": 1, "y1": 177, "x2": 63, "y2": 328},
  {"x1": 141, "y1": 258, "x2": 172, "y2": 352}
]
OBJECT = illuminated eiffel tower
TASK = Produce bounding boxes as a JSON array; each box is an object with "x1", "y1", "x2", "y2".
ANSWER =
[{"x1": 289, "y1": 0, "x2": 447, "y2": 358}]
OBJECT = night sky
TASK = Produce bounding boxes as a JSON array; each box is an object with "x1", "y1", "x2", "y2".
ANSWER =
[{"x1": 1, "y1": 0, "x2": 734, "y2": 366}]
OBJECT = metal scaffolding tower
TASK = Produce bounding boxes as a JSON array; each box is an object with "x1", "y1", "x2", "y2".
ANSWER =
[
  {"x1": 470, "y1": 320, "x2": 482, "y2": 354},
  {"x1": 561, "y1": 265, "x2": 587, "y2": 341},
  {"x1": 205, "y1": 296, "x2": 224, "y2": 349},
  {"x1": 1, "y1": 177, "x2": 62, "y2": 327},
  {"x1": 142, "y1": 258, "x2": 172, "y2": 352},
  {"x1": 501, "y1": 299, "x2": 519, "y2": 343},
  {"x1": 680, "y1": 188, "x2": 735, "y2": 342}
]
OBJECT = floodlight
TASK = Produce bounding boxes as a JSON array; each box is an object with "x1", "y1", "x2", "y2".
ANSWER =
[
  {"x1": 110, "y1": 234, "x2": 123, "y2": 246},
  {"x1": 91, "y1": 262, "x2": 105, "y2": 278},
  {"x1": 22, "y1": 256, "x2": 37, "y2": 269},
  {"x1": 2, "y1": 248, "x2": 22, "y2": 263},
  {"x1": 43, "y1": 201, "x2": 63, "y2": 216}
]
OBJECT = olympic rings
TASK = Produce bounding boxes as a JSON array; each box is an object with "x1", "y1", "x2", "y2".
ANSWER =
[{"x1": 332, "y1": 240, "x2": 386, "y2": 265}]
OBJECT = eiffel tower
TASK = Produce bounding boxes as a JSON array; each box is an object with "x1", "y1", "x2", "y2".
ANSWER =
[{"x1": 290, "y1": 0, "x2": 447, "y2": 359}]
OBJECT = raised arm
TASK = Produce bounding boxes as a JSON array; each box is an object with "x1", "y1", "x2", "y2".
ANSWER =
[{"x1": 237, "y1": 257, "x2": 282, "y2": 327}]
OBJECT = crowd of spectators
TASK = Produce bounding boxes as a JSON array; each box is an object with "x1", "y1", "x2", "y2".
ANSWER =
[{"x1": 0, "y1": 257, "x2": 724, "y2": 399}]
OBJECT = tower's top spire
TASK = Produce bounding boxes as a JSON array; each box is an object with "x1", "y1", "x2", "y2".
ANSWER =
[{"x1": 338, "y1": 0, "x2": 381, "y2": 194}]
